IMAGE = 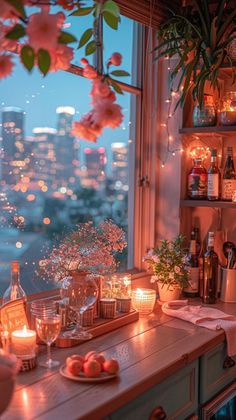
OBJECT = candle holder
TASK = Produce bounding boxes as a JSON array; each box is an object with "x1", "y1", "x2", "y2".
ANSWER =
[
  {"x1": 19, "y1": 355, "x2": 37, "y2": 372},
  {"x1": 116, "y1": 297, "x2": 131, "y2": 313},
  {"x1": 11, "y1": 326, "x2": 37, "y2": 371},
  {"x1": 80, "y1": 306, "x2": 94, "y2": 327},
  {"x1": 100, "y1": 299, "x2": 116, "y2": 319},
  {"x1": 131, "y1": 288, "x2": 156, "y2": 314},
  {"x1": 219, "y1": 91, "x2": 236, "y2": 125}
]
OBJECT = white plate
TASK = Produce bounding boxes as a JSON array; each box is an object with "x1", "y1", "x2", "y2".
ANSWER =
[{"x1": 59, "y1": 364, "x2": 118, "y2": 383}]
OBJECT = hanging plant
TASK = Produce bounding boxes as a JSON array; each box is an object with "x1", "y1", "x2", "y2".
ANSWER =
[{"x1": 154, "y1": 0, "x2": 236, "y2": 109}]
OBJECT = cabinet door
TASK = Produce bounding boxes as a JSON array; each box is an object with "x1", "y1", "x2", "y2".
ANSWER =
[
  {"x1": 110, "y1": 360, "x2": 198, "y2": 420},
  {"x1": 200, "y1": 342, "x2": 236, "y2": 404}
]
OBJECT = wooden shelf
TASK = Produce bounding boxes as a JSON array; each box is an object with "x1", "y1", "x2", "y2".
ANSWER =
[
  {"x1": 179, "y1": 126, "x2": 236, "y2": 136},
  {"x1": 180, "y1": 199, "x2": 236, "y2": 209}
]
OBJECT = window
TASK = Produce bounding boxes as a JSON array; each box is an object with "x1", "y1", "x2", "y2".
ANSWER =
[{"x1": 0, "y1": 14, "x2": 143, "y2": 296}]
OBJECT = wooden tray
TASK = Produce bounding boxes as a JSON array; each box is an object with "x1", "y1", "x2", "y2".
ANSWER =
[{"x1": 55, "y1": 310, "x2": 139, "y2": 348}]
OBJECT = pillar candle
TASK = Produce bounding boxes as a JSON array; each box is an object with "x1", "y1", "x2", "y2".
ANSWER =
[{"x1": 11, "y1": 326, "x2": 36, "y2": 358}]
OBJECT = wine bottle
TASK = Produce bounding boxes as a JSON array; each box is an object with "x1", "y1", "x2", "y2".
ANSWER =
[
  {"x1": 184, "y1": 232, "x2": 199, "y2": 297},
  {"x1": 193, "y1": 227, "x2": 204, "y2": 298},
  {"x1": 202, "y1": 232, "x2": 218, "y2": 304},
  {"x1": 222, "y1": 146, "x2": 236, "y2": 201},
  {"x1": 2, "y1": 261, "x2": 27, "y2": 305},
  {"x1": 188, "y1": 158, "x2": 207, "y2": 199},
  {"x1": 207, "y1": 149, "x2": 220, "y2": 201}
]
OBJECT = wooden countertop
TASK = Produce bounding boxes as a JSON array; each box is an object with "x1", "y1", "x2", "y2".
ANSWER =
[{"x1": 2, "y1": 300, "x2": 236, "y2": 420}]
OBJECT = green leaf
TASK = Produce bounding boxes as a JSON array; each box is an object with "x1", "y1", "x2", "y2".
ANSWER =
[
  {"x1": 5, "y1": 24, "x2": 25, "y2": 40},
  {"x1": 217, "y1": 8, "x2": 236, "y2": 43},
  {"x1": 103, "y1": 12, "x2": 119, "y2": 30},
  {"x1": 78, "y1": 28, "x2": 93, "y2": 49},
  {"x1": 20, "y1": 45, "x2": 35, "y2": 71},
  {"x1": 210, "y1": 17, "x2": 217, "y2": 50},
  {"x1": 85, "y1": 40, "x2": 96, "y2": 56},
  {"x1": 7, "y1": 0, "x2": 26, "y2": 18},
  {"x1": 102, "y1": 0, "x2": 120, "y2": 17},
  {"x1": 58, "y1": 31, "x2": 77, "y2": 44},
  {"x1": 70, "y1": 7, "x2": 94, "y2": 16},
  {"x1": 110, "y1": 70, "x2": 130, "y2": 77},
  {"x1": 109, "y1": 79, "x2": 123, "y2": 94},
  {"x1": 38, "y1": 49, "x2": 51, "y2": 76}
]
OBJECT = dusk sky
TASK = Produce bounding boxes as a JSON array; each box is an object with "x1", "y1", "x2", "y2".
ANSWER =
[{"x1": 0, "y1": 12, "x2": 134, "y2": 155}]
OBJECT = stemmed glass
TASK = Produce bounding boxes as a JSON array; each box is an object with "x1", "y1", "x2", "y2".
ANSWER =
[
  {"x1": 35, "y1": 314, "x2": 61, "y2": 368},
  {"x1": 61, "y1": 272, "x2": 98, "y2": 340}
]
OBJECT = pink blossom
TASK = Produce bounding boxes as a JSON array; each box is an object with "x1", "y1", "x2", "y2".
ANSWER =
[
  {"x1": 110, "y1": 52, "x2": 122, "y2": 66},
  {"x1": 50, "y1": 44, "x2": 73, "y2": 71},
  {"x1": 90, "y1": 80, "x2": 116, "y2": 105},
  {"x1": 26, "y1": 10, "x2": 60, "y2": 51},
  {"x1": 72, "y1": 111, "x2": 102, "y2": 142},
  {"x1": 83, "y1": 64, "x2": 97, "y2": 79},
  {"x1": 0, "y1": 1, "x2": 18, "y2": 19},
  {"x1": 93, "y1": 100, "x2": 123, "y2": 128},
  {"x1": 0, "y1": 54, "x2": 14, "y2": 79},
  {"x1": 80, "y1": 58, "x2": 88, "y2": 65}
]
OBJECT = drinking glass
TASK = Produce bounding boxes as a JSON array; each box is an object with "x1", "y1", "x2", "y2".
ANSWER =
[
  {"x1": 61, "y1": 272, "x2": 98, "y2": 340},
  {"x1": 35, "y1": 314, "x2": 61, "y2": 368}
]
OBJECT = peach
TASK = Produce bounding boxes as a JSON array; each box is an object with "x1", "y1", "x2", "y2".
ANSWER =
[
  {"x1": 83, "y1": 359, "x2": 101, "y2": 378},
  {"x1": 67, "y1": 359, "x2": 83, "y2": 376},
  {"x1": 84, "y1": 350, "x2": 96, "y2": 362},
  {"x1": 88, "y1": 353, "x2": 105, "y2": 368},
  {"x1": 102, "y1": 359, "x2": 119, "y2": 375},
  {"x1": 66, "y1": 354, "x2": 84, "y2": 366}
]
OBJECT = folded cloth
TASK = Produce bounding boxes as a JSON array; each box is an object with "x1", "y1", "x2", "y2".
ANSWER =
[{"x1": 162, "y1": 300, "x2": 236, "y2": 357}]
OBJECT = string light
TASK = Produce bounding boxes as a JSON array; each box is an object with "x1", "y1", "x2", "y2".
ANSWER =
[{"x1": 159, "y1": 56, "x2": 184, "y2": 167}]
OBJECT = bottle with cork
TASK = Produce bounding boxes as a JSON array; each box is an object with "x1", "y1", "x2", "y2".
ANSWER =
[{"x1": 2, "y1": 261, "x2": 27, "y2": 306}]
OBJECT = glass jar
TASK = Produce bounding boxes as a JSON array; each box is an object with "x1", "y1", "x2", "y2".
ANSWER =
[
  {"x1": 219, "y1": 91, "x2": 236, "y2": 126},
  {"x1": 188, "y1": 158, "x2": 207, "y2": 199},
  {"x1": 192, "y1": 95, "x2": 216, "y2": 127}
]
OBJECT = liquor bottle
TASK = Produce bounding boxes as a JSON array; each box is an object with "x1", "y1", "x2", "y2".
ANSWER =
[
  {"x1": 2, "y1": 261, "x2": 27, "y2": 305},
  {"x1": 207, "y1": 149, "x2": 220, "y2": 200},
  {"x1": 184, "y1": 231, "x2": 199, "y2": 297},
  {"x1": 202, "y1": 232, "x2": 218, "y2": 304},
  {"x1": 222, "y1": 146, "x2": 236, "y2": 201},
  {"x1": 193, "y1": 227, "x2": 204, "y2": 298},
  {"x1": 188, "y1": 158, "x2": 207, "y2": 199}
]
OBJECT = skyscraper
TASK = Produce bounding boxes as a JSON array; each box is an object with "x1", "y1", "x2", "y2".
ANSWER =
[
  {"x1": 83, "y1": 147, "x2": 107, "y2": 189},
  {"x1": 111, "y1": 142, "x2": 128, "y2": 190},
  {"x1": 1, "y1": 107, "x2": 25, "y2": 185},
  {"x1": 55, "y1": 106, "x2": 78, "y2": 188}
]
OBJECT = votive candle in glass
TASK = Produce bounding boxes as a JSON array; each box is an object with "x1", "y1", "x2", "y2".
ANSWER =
[
  {"x1": 131, "y1": 288, "x2": 156, "y2": 314},
  {"x1": 11, "y1": 326, "x2": 36, "y2": 358}
]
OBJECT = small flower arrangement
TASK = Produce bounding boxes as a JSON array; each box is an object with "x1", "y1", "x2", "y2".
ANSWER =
[
  {"x1": 144, "y1": 235, "x2": 189, "y2": 289},
  {"x1": 39, "y1": 220, "x2": 127, "y2": 282}
]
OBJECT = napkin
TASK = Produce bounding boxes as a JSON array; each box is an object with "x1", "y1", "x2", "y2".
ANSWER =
[{"x1": 162, "y1": 300, "x2": 236, "y2": 357}]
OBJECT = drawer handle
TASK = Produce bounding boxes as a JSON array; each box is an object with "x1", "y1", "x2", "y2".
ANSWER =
[
  {"x1": 149, "y1": 406, "x2": 167, "y2": 420},
  {"x1": 223, "y1": 356, "x2": 235, "y2": 369}
]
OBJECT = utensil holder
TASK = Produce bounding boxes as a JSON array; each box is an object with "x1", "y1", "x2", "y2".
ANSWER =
[{"x1": 220, "y1": 268, "x2": 236, "y2": 303}]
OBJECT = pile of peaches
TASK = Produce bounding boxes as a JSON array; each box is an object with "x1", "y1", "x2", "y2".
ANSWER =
[{"x1": 66, "y1": 350, "x2": 120, "y2": 378}]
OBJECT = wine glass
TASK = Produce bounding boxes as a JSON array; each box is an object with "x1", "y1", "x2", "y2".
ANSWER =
[
  {"x1": 35, "y1": 314, "x2": 61, "y2": 368},
  {"x1": 61, "y1": 272, "x2": 98, "y2": 340}
]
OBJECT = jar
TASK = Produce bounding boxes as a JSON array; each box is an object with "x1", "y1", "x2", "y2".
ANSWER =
[
  {"x1": 219, "y1": 91, "x2": 236, "y2": 126},
  {"x1": 192, "y1": 95, "x2": 216, "y2": 127},
  {"x1": 188, "y1": 158, "x2": 207, "y2": 199}
]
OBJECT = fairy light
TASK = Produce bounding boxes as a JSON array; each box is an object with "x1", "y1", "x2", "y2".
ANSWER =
[{"x1": 159, "y1": 57, "x2": 184, "y2": 167}]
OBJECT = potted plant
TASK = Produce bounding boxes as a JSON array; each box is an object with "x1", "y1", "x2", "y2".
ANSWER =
[
  {"x1": 155, "y1": 0, "x2": 236, "y2": 109},
  {"x1": 144, "y1": 235, "x2": 189, "y2": 302}
]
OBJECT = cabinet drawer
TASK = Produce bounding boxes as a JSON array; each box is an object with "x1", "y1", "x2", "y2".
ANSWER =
[
  {"x1": 199, "y1": 342, "x2": 236, "y2": 404},
  {"x1": 110, "y1": 360, "x2": 198, "y2": 420}
]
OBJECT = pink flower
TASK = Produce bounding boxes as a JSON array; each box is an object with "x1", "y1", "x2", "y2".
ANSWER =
[
  {"x1": 83, "y1": 64, "x2": 97, "y2": 79},
  {"x1": 72, "y1": 111, "x2": 103, "y2": 142},
  {"x1": 0, "y1": 54, "x2": 14, "y2": 79},
  {"x1": 26, "y1": 10, "x2": 60, "y2": 51},
  {"x1": 80, "y1": 58, "x2": 88, "y2": 66},
  {"x1": 93, "y1": 100, "x2": 123, "y2": 129},
  {"x1": 50, "y1": 44, "x2": 73, "y2": 71},
  {"x1": 0, "y1": 1, "x2": 18, "y2": 19},
  {"x1": 90, "y1": 80, "x2": 116, "y2": 105},
  {"x1": 110, "y1": 52, "x2": 122, "y2": 66}
]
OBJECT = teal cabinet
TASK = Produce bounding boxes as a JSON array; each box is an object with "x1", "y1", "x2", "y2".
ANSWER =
[
  {"x1": 199, "y1": 342, "x2": 236, "y2": 405},
  {"x1": 111, "y1": 360, "x2": 198, "y2": 420}
]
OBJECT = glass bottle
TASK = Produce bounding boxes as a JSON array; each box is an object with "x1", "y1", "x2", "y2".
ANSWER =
[
  {"x1": 222, "y1": 146, "x2": 236, "y2": 201},
  {"x1": 188, "y1": 158, "x2": 207, "y2": 199},
  {"x1": 193, "y1": 227, "x2": 204, "y2": 298},
  {"x1": 184, "y1": 231, "x2": 199, "y2": 297},
  {"x1": 192, "y1": 94, "x2": 216, "y2": 127},
  {"x1": 2, "y1": 261, "x2": 27, "y2": 305},
  {"x1": 202, "y1": 232, "x2": 218, "y2": 304},
  {"x1": 207, "y1": 149, "x2": 220, "y2": 201}
]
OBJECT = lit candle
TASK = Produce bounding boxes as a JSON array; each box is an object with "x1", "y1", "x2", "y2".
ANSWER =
[
  {"x1": 11, "y1": 326, "x2": 36, "y2": 358},
  {"x1": 131, "y1": 288, "x2": 156, "y2": 314}
]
